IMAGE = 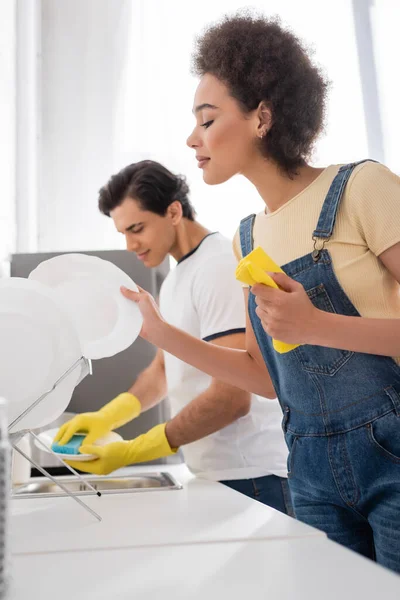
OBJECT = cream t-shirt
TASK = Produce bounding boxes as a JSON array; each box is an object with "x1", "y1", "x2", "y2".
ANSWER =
[{"x1": 233, "y1": 161, "x2": 400, "y2": 364}]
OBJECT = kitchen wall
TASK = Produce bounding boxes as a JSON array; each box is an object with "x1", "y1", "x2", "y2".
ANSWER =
[
  {"x1": 37, "y1": 0, "x2": 131, "y2": 251},
  {"x1": 3, "y1": 0, "x2": 400, "y2": 256},
  {"x1": 369, "y1": 0, "x2": 400, "y2": 169},
  {"x1": 0, "y1": 0, "x2": 16, "y2": 275}
]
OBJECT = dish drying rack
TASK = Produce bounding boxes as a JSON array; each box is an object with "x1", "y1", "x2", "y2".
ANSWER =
[{"x1": 9, "y1": 357, "x2": 102, "y2": 521}]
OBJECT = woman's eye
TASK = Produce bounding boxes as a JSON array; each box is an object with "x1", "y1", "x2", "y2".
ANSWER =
[{"x1": 201, "y1": 120, "x2": 214, "y2": 129}]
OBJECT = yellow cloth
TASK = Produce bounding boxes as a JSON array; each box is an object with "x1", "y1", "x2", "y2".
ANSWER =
[
  {"x1": 54, "y1": 393, "x2": 142, "y2": 446},
  {"x1": 235, "y1": 247, "x2": 299, "y2": 354},
  {"x1": 233, "y1": 161, "x2": 400, "y2": 364},
  {"x1": 65, "y1": 423, "x2": 177, "y2": 475}
]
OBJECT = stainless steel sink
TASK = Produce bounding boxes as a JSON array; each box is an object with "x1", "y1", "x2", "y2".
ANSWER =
[{"x1": 12, "y1": 472, "x2": 183, "y2": 498}]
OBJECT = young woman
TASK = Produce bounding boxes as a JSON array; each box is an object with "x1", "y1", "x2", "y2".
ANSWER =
[{"x1": 121, "y1": 14, "x2": 400, "y2": 572}]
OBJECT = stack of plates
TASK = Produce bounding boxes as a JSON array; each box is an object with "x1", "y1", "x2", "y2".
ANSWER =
[
  {"x1": 0, "y1": 254, "x2": 142, "y2": 433},
  {"x1": 0, "y1": 278, "x2": 82, "y2": 433}
]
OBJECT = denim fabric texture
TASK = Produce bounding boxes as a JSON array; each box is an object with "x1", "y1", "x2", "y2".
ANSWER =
[
  {"x1": 220, "y1": 474, "x2": 293, "y2": 516},
  {"x1": 240, "y1": 160, "x2": 400, "y2": 573}
]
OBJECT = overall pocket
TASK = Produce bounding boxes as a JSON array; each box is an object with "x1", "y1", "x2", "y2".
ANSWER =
[
  {"x1": 295, "y1": 284, "x2": 354, "y2": 376},
  {"x1": 367, "y1": 410, "x2": 400, "y2": 463}
]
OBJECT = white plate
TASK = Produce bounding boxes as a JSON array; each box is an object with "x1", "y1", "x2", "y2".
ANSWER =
[
  {"x1": 0, "y1": 278, "x2": 82, "y2": 432},
  {"x1": 35, "y1": 428, "x2": 123, "y2": 461},
  {"x1": 29, "y1": 254, "x2": 143, "y2": 360}
]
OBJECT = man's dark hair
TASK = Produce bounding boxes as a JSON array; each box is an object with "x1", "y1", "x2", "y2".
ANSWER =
[
  {"x1": 192, "y1": 12, "x2": 329, "y2": 176},
  {"x1": 98, "y1": 160, "x2": 196, "y2": 220}
]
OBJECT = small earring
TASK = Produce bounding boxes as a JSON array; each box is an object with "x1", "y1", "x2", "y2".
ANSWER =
[{"x1": 258, "y1": 128, "x2": 267, "y2": 139}]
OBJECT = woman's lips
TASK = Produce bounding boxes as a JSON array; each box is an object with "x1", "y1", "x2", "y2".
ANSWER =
[{"x1": 197, "y1": 157, "x2": 210, "y2": 169}]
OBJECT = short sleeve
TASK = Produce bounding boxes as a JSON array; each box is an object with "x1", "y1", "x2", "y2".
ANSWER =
[
  {"x1": 192, "y1": 251, "x2": 246, "y2": 342},
  {"x1": 349, "y1": 162, "x2": 400, "y2": 256},
  {"x1": 232, "y1": 228, "x2": 243, "y2": 261},
  {"x1": 233, "y1": 226, "x2": 251, "y2": 288}
]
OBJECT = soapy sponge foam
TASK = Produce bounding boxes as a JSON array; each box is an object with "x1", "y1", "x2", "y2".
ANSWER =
[{"x1": 51, "y1": 434, "x2": 86, "y2": 455}]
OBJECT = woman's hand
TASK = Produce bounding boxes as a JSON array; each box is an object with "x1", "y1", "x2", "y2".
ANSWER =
[
  {"x1": 120, "y1": 285, "x2": 167, "y2": 345},
  {"x1": 252, "y1": 272, "x2": 323, "y2": 345}
]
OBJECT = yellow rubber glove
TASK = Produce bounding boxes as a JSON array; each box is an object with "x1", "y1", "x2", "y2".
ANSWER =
[
  {"x1": 235, "y1": 246, "x2": 300, "y2": 354},
  {"x1": 53, "y1": 393, "x2": 142, "y2": 446},
  {"x1": 65, "y1": 423, "x2": 177, "y2": 475}
]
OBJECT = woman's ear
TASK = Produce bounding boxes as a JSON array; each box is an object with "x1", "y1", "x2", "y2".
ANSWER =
[
  {"x1": 167, "y1": 200, "x2": 183, "y2": 226},
  {"x1": 256, "y1": 101, "x2": 273, "y2": 139}
]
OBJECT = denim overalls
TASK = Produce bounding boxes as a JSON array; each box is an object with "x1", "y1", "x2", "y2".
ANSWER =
[{"x1": 239, "y1": 160, "x2": 400, "y2": 572}]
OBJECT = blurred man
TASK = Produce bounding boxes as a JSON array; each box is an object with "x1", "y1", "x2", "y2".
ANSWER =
[{"x1": 56, "y1": 160, "x2": 290, "y2": 513}]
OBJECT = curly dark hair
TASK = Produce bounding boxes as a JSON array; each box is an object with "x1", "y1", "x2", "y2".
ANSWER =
[
  {"x1": 98, "y1": 160, "x2": 195, "y2": 220},
  {"x1": 192, "y1": 12, "x2": 329, "y2": 175}
]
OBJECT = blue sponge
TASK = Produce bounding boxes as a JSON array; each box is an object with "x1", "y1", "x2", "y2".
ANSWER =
[{"x1": 51, "y1": 434, "x2": 86, "y2": 455}]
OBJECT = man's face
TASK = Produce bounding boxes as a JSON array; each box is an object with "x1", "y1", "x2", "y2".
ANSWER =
[{"x1": 111, "y1": 197, "x2": 176, "y2": 267}]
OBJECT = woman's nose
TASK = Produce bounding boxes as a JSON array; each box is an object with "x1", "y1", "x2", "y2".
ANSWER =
[{"x1": 186, "y1": 128, "x2": 199, "y2": 149}]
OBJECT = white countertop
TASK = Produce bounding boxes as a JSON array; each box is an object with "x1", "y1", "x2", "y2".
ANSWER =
[
  {"x1": 9, "y1": 536, "x2": 400, "y2": 599},
  {"x1": 11, "y1": 464, "x2": 323, "y2": 555},
  {"x1": 9, "y1": 465, "x2": 399, "y2": 599}
]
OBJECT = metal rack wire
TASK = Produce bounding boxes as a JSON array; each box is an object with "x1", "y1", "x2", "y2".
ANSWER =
[{"x1": 9, "y1": 357, "x2": 102, "y2": 521}]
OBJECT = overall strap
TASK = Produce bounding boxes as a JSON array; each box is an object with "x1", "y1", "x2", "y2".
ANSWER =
[
  {"x1": 239, "y1": 214, "x2": 256, "y2": 258},
  {"x1": 312, "y1": 159, "x2": 377, "y2": 260}
]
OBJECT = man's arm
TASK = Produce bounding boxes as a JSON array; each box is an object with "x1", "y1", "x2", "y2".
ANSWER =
[
  {"x1": 128, "y1": 348, "x2": 167, "y2": 411},
  {"x1": 55, "y1": 350, "x2": 167, "y2": 448},
  {"x1": 165, "y1": 333, "x2": 251, "y2": 448}
]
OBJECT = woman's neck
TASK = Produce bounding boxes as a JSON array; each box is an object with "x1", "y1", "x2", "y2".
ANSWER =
[{"x1": 243, "y1": 156, "x2": 325, "y2": 214}]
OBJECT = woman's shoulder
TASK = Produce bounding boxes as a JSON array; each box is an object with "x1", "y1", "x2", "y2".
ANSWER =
[
  {"x1": 343, "y1": 160, "x2": 400, "y2": 255},
  {"x1": 232, "y1": 209, "x2": 267, "y2": 261},
  {"x1": 348, "y1": 160, "x2": 398, "y2": 190}
]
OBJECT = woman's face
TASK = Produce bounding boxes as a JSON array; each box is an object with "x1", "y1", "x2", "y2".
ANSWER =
[{"x1": 187, "y1": 74, "x2": 260, "y2": 185}]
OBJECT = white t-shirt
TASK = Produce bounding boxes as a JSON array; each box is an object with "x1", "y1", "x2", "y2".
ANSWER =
[{"x1": 159, "y1": 232, "x2": 288, "y2": 481}]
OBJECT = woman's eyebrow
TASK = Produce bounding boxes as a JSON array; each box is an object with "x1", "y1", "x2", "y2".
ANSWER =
[{"x1": 193, "y1": 103, "x2": 218, "y2": 114}]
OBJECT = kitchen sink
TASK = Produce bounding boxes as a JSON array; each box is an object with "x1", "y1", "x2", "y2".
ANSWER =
[{"x1": 12, "y1": 472, "x2": 183, "y2": 498}]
